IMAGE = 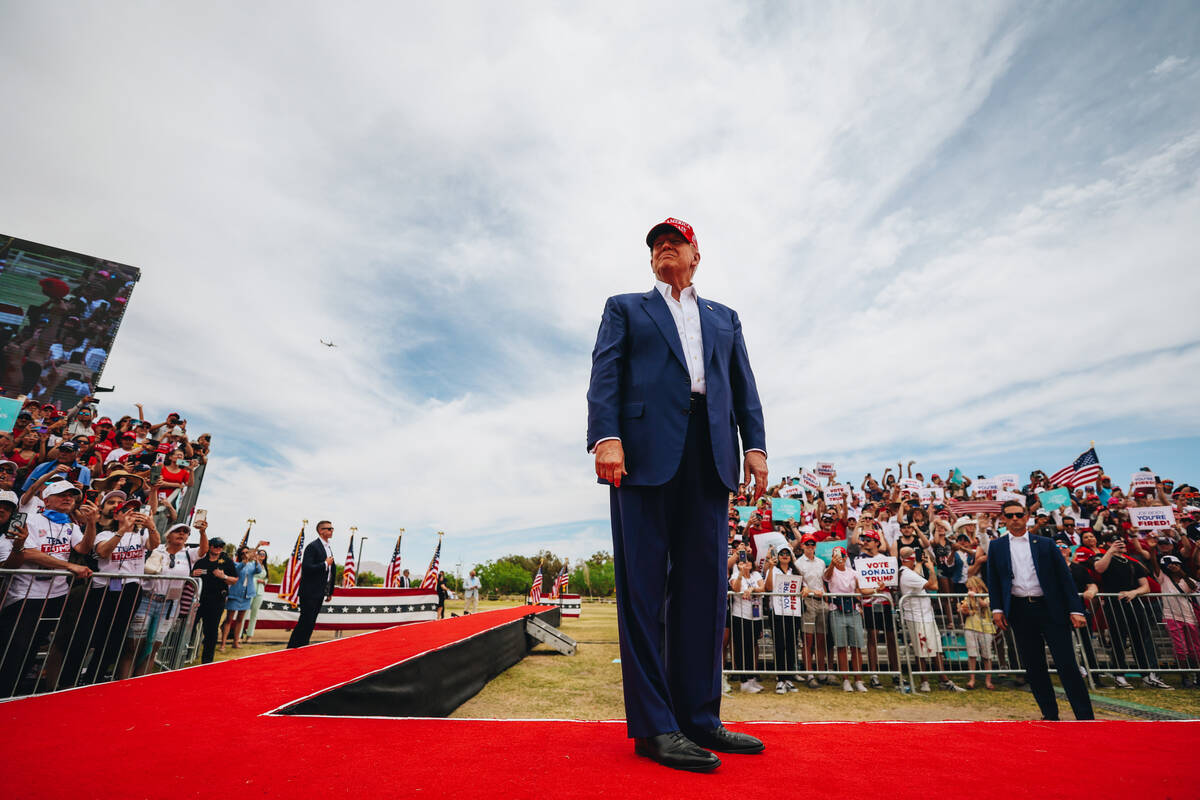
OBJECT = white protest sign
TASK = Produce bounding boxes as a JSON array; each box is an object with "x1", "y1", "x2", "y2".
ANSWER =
[
  {"x1": 815, "y1": 461, "x2": 836, "y2": 477},
  {"x1": 771, "y1": 575, "x2": 803, "y2": 614},
  {"x1": 995, "y1": 474, "x2": 1019, "y2": 490},
  {"x1": 975, "y1": 479, "x2": 1000, "y2": 496},
  {"x1": 900, "y1": 478, "x2": 922, "y2": 491},
  {"x1": 779, "y1": 484, "x2": 803, "y2": 498},
  {"x1": 853, "y1": 555, "x2": 899, "y2": 588},
  {"x1": 1130, "y1": 472, "x2": 1156, "y2": 490},
  {"x1": 917, "y1": 488, "x2": 934, "y2": 504},
  {"x1": 1128, "y1": 506, "x2": 1175, "y2": 530},
  {"x1": 751, "y1": 531, "x2": 790, "y2": 571},
  {"x1": 997, "y1": 490, "x2": 1026, "y2": 506},
  {"x1": 824, "y1": 484, "x2": 847, "y2": 503},
  {"x1": 801, "y1": 470, "x2": 822, "y2": 490}
]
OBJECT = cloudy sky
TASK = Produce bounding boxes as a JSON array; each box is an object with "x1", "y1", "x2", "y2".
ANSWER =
[{"x1": 2, "y1": 2, "x2": 1198, "y2": 574}]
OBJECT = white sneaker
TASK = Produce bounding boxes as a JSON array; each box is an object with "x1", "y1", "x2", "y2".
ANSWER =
[
  {"x1": 721, "y1": 677, "x2": 732, "y2": 697},
  {"x1": 775, "y1": 680, "x2": 788, "y2": 694},
  {"x1": 1144, "y1": 674, "x2": 1173, "y2": 690},
  {"x1": 843, "y1": 678, "x2": 854, "y2": 692},
  {"x1": 940, "y1": 679, "x2": 967, "y2": 693},
  {"x1": 1115, "y1": 676, "x2": 1133, "y2": 689},
  {"x1": 740, "y1": 678, "x2": 763, "y2": 693},
  {"x1": 785, "y1": 680, "x2": 798, "y2": 692},
  {"x1": 854, "y1": 680, "x2": 868, "y2": 692},
  {"x1": 919, "y1": 680, "x2": 931, "y2": 693}
]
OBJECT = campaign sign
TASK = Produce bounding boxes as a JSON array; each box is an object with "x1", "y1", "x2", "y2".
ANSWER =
[
  {"x1": 917, "y1": 487, "x2": 947, "y2": 504},
  {"x1": 752, "y1": 531, "x2": 790, "y2": 571},
  {"x1": 736, "y1": 505, "x2": 755, "y2": 523},
  {"x1": 900, "y1": 478, "x2": 922, "y2": 491},
  {"x1": 854, "y1": 555, "x2": 899, "y2": 588},
  {"x1": 801, "y1": 470, "x2": 822, "y2": 490},
  {"x1": 0, "y1": 396, "x2": 23, "y2": 431},
  {"x1": 779, "y1": 484, "x2": 803, "y2": 498},
  {"x1": 770, "y1": 497, "x2": 803, "y2": 520},
  {"x1": 975, "y1": 479, "x2": 1000, "y2": 496},
  {"x1": 1129, "y1": 506, "x2": 1175, "y2": 530},
  {"x1": 815, "y1": 461, "x2": 836, "y2": 477},
  {"x1": 1130, "y1": 472, "x2": 1156, "y2": 490},
  {"x1": 1037, "y1": 488, "x2": 1071, "y2": 512},
  {"x1": 995, "y1": 474, "x2": 1019, "y2": 490},
  {"x1": 824, "y1": 484, "x2": 847, "y2": 503},
  {"x1": 772, "y1": 576, "x2": 803, "y2": 614},
  {"x1": 997, "y1": 490, "x2": 1026, "y2": 506}
]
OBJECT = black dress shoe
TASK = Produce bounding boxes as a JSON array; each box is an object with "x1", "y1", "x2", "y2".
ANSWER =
[
  {"x1": 634, "y1": 731, "x2": 721, "y2": 772},
  {"x1": 683, "y1": 725, "x2": 765, "y2": 754}
]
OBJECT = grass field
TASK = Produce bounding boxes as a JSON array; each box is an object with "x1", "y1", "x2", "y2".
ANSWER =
[{"x1": 211, "y1": 599, "x2": 1200, "y2": 721}]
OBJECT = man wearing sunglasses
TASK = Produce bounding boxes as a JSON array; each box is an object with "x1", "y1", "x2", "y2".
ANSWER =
[{"x1": 986, "y1": 501, "x2": 1094, "y2": 720}]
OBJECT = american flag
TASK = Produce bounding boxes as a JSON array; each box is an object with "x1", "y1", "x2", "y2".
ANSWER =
[
  {"x1": 949, "y1": 500, "x2": 1002, "y2": 515},
  {"x1": 529, "y1": 567, "x2": 544, "y2": 604},
  {"x1": 384, "y1": 534, "x2": 403, "y2": 588},
  {"x1": 1049, "y1": 447, "x2": 1102, "y2": 489},
  {"x1": 550, "y1": 563, "x2": 569, "y2": 598},
  {"x1": 420, "y1": 538, "x2": 441, "y2": 590},
  {"x1": 280, "y1": 523, "x2": 306, "y2": 608},
  {"x1": 342, "y1": 535, "x2": 357, "y2": 588}
]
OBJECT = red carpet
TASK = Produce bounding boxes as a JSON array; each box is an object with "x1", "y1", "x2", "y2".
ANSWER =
[{"x1": 3, "y1": 606, "x2": 1197, "y2": 799}]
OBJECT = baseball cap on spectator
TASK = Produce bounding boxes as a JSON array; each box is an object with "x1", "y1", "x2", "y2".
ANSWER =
[
  {"x1": 860, "y1": 530, "x2": 881, "y2": 542},
  {"x1": 1107, "y1": 497, "x2": 1122, "y2": 506},
  {"x1": 58, "y1": 441, "x2": 78, "y2": 453},
  {"x1": 208, "y1": 537, "x2": 226, "y2": 548},
  {"x1": 800, "y1": 535, "x2": 817, "y2": 545},
  {"x1": 96, "y1": 417, "x2": 112, "y2": 426},
  {"x1": 0, "y1": 459, "x2": 16, "y2": 470},
  {"x1": 116, "y1": 499, "x2": 141, "y2": 513},
  {"x1": 100, "y1": 490, "x2": 127, "y2": 504},
  {"x1": 1161, "y1": 555, "x2": 1184, "y2": 568},
  {"x1": 43, "y1": 481, "x2": 81, "y2": 498},
  {"x1": 16, "y1": 411, "x2": 31, "y2": 421},
  {"x1": 0, "y1": 491, "x2": 18, "y2": 509},
  {"x1": 645, "y1": 217, "x2": 699, "y2": 251},
  {"x1": 166, "y1": 523, "x2": 190, "y2": 536},
  {"x1": 1074, "y1": 547, "x2": 1095, "y2": 562}
]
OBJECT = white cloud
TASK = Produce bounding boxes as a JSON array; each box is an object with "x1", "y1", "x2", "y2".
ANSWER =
[
  {"x1": 1, "y1": 3, "x2": 1198, "y2": 568},
  {"x1": 1151, "y1": 55, "x2": 1187, "y2": 76}
]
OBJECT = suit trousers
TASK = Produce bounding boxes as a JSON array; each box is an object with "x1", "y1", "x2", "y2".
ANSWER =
[
  {"x1": 287, "y1": 593, "x2": 322, "y2": 649},
  {"x1": 609, "y1": 402, "x2": 728, "y2": 738},
  {"x1": 1008, "y1": 598, "x2": 1094, "y2": 720}
]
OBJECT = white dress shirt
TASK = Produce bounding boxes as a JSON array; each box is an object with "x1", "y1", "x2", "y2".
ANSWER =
[
  {"x1": 1007, "y1": 533, "x2": 1043, "y2": 598},
  {"x1": 655, "y1": 279, "x2": 706, "y2": 394},
  {"x1": 319, "y1": 536, "x2": 334, "y2": 581}
]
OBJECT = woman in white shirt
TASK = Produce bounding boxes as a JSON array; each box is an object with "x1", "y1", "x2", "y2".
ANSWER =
[
  {"x1": 129, "y1": 521, "x2": 206, "y2": 676},
  {"x1": 92, "y1": 503, "x2": 159, "y2": 681},
  {"x1": 729, "y1": 557, "x2": 765, "y2": 692},
  {"x1": 764, "y1": 547, "x2": 802, "y2": 693}
]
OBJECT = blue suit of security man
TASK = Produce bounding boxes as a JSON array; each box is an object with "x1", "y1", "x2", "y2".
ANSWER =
[{"x1": 587, "y1": 218, "x2": 769, "y2": 772}]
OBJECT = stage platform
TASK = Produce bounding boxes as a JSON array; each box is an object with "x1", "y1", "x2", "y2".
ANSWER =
[{"x1": 2, "y1": 606, "x2": 1197, "y2": 799}]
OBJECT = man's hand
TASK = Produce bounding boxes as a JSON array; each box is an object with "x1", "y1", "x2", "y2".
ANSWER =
[
  {"x1": 1069, "y1": 612, "x2": 1087, "y2": 628},
  {"x1": 325, "y1": 556, "x2": 334, "y2": 567},
  {"x1": 195, "y1": 520, "x2": 208, "y2": 532},
  {"x1": 66, "y1": 563, "x2": 92, "y2": 580},
  {"x1": 744, "y1": 451, "x2": 768, "y2": 501},
  {"x1": 992, "y1": 610, "x2": 1008, "y2": 631},
  {"x1": 595, "y1": 440, "x2": 627, "y2": 488},
  {"x1": 213, "y1": 569, "x2": 227, "y2": 580}
]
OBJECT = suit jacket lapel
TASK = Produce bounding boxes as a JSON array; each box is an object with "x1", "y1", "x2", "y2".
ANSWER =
[
  {"x1": 641, "y1": 289, "x2": 687, "y2": 373},
  {"x1": 697, "y1": 293, "x2": 716, "y2": 369}
]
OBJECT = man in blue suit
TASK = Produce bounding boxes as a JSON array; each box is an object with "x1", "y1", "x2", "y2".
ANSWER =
[
  {"x1": 987, "y1": 500, "x2": 1094, "y2": 720},
  {"x1": 587, "y1": 217, "x2": 768, "y2": 771}
]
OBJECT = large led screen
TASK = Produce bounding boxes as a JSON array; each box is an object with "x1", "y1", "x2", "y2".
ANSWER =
[{"x1": 0, "y1": 234, "x2": 140, "y2": 406}]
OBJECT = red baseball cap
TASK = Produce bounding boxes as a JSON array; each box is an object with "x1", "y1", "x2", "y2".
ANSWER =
[{"x1": 645, "y1": 217, "x2": 699, "y2": 251}]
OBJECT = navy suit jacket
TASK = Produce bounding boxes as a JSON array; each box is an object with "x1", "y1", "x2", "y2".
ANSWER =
[
  {"x1": 586, "y1": 288, "x2": 766, "y2": 491},
  {"x1": 986, "y1": 534, "x2": 1084, "y2": 621},
  {"x1": 299, "y1": 538, "x2": 335, "y2": 603}
]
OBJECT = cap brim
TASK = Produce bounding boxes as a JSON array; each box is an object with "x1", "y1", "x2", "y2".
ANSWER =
[{"x1": 645, "y1": 222, "x2": 683, "y2": 248}]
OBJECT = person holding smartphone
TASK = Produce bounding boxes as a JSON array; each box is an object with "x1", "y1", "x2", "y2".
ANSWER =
[
  {"x1": 1092, "y1": 534, "x2": 1169, "y2": 688},
  {"x1": 0, "y1": 491, "x2": 29, "y2": 570},
  {"x1": 728, "y1": 556, "x2": 765, "y2": 693}
]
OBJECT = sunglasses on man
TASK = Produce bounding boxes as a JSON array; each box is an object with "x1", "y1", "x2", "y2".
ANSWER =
[{"x1": 1002, "y1": 512, "x2": 1025, "y2": 519}]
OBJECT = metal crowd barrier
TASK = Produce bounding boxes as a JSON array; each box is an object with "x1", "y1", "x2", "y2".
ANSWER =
[
  {"x1": 725, "y1": 591, "x2": 905, "y2": 685},
  {"x1": 726, "y1": 590, "x2": 1200, "y2": 691},
  {"x1": 0, "y1": 568, "x2": 202, "y2": 700}
]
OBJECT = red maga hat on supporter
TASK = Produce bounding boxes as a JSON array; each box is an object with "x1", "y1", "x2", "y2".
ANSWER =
[
  {"x1": 1073, "y1": 547, "x2": 1095, "y2": 562},
  {"x1": 645, "y1": 217, "x2": 699, "y2": 251},
  {"x1": 860, "y1": 530, "x2": 881, "y2": 542},
  {"x1": 96, "y1": 417, "x2": 112, "y2": 425},
  {"x1": 800, "y1": 535, "x2": 817, "y2": 545}
]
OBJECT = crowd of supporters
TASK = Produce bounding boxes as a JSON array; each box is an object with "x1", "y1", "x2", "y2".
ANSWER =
[
  {"x1": 0, "y1": 398, "x2": 218, "y2": 696},
  {"x1": 725, "y1": 461, "x2": 1200, "y2": 695}
]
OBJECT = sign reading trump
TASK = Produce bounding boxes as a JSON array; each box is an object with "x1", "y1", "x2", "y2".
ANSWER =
[{"x1": 854, "y1": 555, "x2": 899, "y2": 588}]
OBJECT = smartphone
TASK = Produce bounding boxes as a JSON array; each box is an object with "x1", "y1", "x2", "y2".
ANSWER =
[
  {"x1": 192, "y1": 508, "x2": 208, "y2": 525},
  {"x1": 150, "y1": 464, "x2": 162, "y2": 483},
  {"x1": 5, "y1": 512, "x2": 27, "y2": 537},
  {"x1": 138, "y1": 505, "x2": 152, "y2": 516},
  {"x1": 84, "y1": 489, "x2": 99, "y2": 503},
  {"x1": 738, "y1": 551, "x2": 748, "y2": 563}
]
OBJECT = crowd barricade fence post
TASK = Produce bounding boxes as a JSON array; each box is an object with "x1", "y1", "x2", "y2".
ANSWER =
[
  {"x1": 895, "y1": 591, "x2": 1026, "y2": 687},
  {"x1": 724, "y1": 591, "x2": 905, "y2": 686},
  {"x1": 0, "y1": 568, "x2": 202, "y2": 700}
]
